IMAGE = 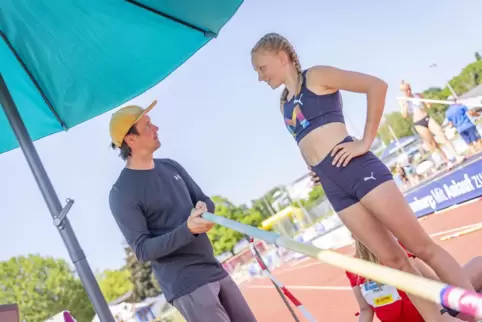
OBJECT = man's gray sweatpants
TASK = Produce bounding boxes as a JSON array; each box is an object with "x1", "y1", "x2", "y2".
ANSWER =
[{"x1": 172, "y1": 275, "x2": 257, "y2": 322}]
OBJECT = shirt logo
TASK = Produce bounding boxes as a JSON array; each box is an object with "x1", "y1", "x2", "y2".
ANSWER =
[{"x1": 174, "y1": 175, "x2": 182, "y2": 181}]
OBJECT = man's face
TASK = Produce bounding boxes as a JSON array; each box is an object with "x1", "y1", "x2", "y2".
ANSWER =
[{"x1": 126, "y1": 115, "x2": 160, "y2": 154}]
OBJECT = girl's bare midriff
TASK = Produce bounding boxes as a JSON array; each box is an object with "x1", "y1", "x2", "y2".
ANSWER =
[
  {"x1": 298, "y1": 122, "x2": 349, "y2": 166},
  {"x1": 412, "y1": 105, "x2": 429, "y2": 123}
]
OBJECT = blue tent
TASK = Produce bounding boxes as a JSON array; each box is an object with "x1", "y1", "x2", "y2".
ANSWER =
[{"x1": 0, "y1": 1, "x2": 242, "y2": 320}]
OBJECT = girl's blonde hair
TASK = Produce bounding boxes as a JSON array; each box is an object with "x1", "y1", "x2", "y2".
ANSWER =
[
  {"x1": 251, "y1": 33, "x2": 303, "y2": 108},
  {"x1": 354, "y1": 238, "x2": 381, "y2": 284},
  {"x1": 354, "y1": 238, "x2": 380, "y2": 265}
]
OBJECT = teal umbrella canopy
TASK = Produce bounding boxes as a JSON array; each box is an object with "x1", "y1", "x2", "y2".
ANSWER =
[
  {"x1": 0, "y1": 2, "x2": 242, "y2": 320},
  {"x1": 0, "y1": 0, "x2": 242, "y2": 153}
]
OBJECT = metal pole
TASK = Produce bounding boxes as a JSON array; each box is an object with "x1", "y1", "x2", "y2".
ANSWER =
[
  {"x1": 388, "y1": 124, "x2": 407, "y2": 157},
  {"x1": 429, "y1": 63, "x2": 458, "y2": 98},
  {"x1": 249, "y1": 237, "x2": 300, "y2": 322},
  {"x1": 262, "y1": 197, "x2": 276, "y2": 216},
  {"x1": 0, "y1": 74, "x2": 115, "y2": 322},
  {"x1": 446, "y1": 83, "x2": 458, "y2": 99}
]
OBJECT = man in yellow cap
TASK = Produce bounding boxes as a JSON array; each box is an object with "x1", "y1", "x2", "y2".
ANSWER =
[{"x1": 108, "y1": 101, "x2": 256, "y2": 322}]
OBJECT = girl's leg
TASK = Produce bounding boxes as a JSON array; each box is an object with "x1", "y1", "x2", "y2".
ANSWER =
[
  {"x1": 462, "y1": 256, "x2": 482, "y2": 292},
  {"x1": 415, "y1": 124, "x2": 451, "y2": 163},
  {"x1": 359, "y1": 180, "x2": 475, "y2": 294},
  {"x1": 428, "y1": 118, "x2": 464, "y2": 161},
  {"x1": 338, "y1": 202, "x2": 446, "y2": 321},
  {"x1": 412, "y1": 256, "x2": 482, "y2": 321},
  {"x1": 413, "y1": 256, "x2": 482, "y2": 292}
]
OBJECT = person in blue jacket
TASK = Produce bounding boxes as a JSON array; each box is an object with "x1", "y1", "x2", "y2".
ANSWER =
[{"x1": 445, "y1": 96, "x2": 482, "y2": 155}]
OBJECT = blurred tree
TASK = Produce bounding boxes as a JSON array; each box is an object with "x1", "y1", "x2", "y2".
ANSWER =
[
  {"x1": 97, "y1": 268, "x2": 132, "y2": 303},
  {"x1": 0, "y1": 255, "x2": 94, "y2": 322},
  {"x1": 124, "y1": 246, "x2": 160, "y2": 302}
]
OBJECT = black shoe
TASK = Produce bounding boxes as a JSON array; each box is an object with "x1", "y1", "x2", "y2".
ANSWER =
[{"x1": 440, "y1": 306, "x2": 459, "y2": 317}]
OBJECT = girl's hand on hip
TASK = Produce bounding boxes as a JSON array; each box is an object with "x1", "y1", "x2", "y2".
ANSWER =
[{"x1": 331, "y1": 140, "x2": 369, "y2": 167}]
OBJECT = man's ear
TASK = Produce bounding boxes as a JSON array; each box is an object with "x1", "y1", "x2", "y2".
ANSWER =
[{"x1": 124, "y1": 134, "x2": 136, "y2": 147}]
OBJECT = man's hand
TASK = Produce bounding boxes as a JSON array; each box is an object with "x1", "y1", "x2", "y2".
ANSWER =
[
  {"x1": 195, "y1": 201, "x2": 208, "y2": 212},
  {"x1": 187, "y1": 201, "x2": 214, "y2": 234},
  {"x1": 468, "y1": 110, "x2": 481, "y2": 117},
  {"x1": 308, "y1": 166, "x2": 321, "y2": 186}
]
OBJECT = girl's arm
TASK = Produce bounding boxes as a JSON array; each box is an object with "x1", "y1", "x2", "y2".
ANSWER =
[
  {"x1": 352, "y1": 286, "x2": 374, "y2": 322},
  {"x1": 400, "y1": 100, "x2": 409, "y2": 118},
  {"x1": 308, "y1": 66, "x2": 388, "y2": 150}
]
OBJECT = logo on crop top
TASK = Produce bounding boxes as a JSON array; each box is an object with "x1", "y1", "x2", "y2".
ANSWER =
[
  {"x1": 293, "y1": 94, "x2": 303, "y2": 106},
  {"x1": 284, "y1": 94, "x2": 310, "y2": 137}
]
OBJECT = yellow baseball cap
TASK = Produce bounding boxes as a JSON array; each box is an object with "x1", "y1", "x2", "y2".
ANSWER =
[{"x1": 109, "y1": 100, "x2": 157, "y2": 148}]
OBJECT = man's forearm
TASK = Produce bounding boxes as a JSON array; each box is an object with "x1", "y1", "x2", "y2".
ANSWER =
[{"x1": 133, "y1": 221, "x2": 195, "y2": 261}]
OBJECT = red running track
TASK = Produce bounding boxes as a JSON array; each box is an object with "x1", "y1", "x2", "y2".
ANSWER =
[{"x1": 240, "y1": 200, "x2": 482, "y2": 322}]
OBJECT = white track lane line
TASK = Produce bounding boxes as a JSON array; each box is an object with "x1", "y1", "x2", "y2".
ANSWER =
[{"x1": 245, "y1": 285, "x2": 351, "y2": 291}]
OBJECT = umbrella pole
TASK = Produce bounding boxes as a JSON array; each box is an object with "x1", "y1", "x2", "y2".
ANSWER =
[{"x1": 0, "y1": 75, "x2": 115, "y2": 322}]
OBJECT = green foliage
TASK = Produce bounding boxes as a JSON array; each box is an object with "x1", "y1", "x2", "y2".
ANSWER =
[
  {"x1": 97, "y1": 268, "x2": 132, "y2": 303},
  {"x1": 299, "y1": 185, "x2": 326, "y2": 209},
  {"x1": 249, "y1": 187, "x2": 280, "y2": 218},
  {"x1": 448, "y1": 60, "x2": 482, "y2": 95},
  {"x1": 0, "y1": 255, "x2": 94, "y2": 322},
  {"x1": 377, "y1": 112, "x2": 414, "y2": 144},
  {"x1": 124, "y1": 246, "x2": 160, "y2": 302},
  {"x1": 207, "y1": 196, "x2": 264, "y2": 256},
  {"x1": 420, "y1": 86, "x2": 449, "y2": 124}
]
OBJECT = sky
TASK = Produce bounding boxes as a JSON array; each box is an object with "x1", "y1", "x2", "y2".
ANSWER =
[{"x1": 1, "y1": 0, "x2": 481, "y2": 272}]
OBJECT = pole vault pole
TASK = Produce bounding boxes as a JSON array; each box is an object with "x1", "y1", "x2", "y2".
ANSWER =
[
  {"x1": 201, "y1": 212, "x2": 482, "y2": 319},
  {"x1": 396, "y1": 96, "x2": 482, "y2": 108}
]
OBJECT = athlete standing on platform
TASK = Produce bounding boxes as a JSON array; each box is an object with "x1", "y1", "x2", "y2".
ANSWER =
[
  {"x1": 399, "y1": 81, "x2": 464, "y2": 167},
  {"x1": 250, "y1": 32, "x2": 476, "y2": 321}
]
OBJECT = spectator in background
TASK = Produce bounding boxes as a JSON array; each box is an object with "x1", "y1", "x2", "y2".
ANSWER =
[
  {"x1": 445, "y1": 96, "x2": 482, "y2": 155},
  {"x1": 395, "y1": 163, "x2": 419, "y2": 189},
  {"x1": 395, "y1": 163, "x2": 409, "y2": 187}
]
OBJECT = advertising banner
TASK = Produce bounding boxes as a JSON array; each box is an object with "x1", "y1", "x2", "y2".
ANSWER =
[{"x1": 405, "y1": 159, "x2": 482, "y2": 217}]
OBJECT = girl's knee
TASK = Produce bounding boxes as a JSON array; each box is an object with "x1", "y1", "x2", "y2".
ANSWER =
[
  {"x1": 380, "y1": 251, "x2": 413, "y2": 272},
  {"x1": 409, "y1": 241, "x2": 439, "y2": 262},
  {"x1": 428, "y1": 141, "x2": 439, "y2": 151}
]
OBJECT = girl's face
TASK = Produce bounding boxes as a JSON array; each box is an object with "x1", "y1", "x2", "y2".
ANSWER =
[
  {"x1": 400, "y1": 83, "x2": 412, "y2": 96},
  {"x1": 251, "y1": 50, "x2": 288, "y2": 89}
]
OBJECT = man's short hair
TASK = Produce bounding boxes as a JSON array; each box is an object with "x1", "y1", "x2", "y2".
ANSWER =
[{"x1": 110, "y1": 124, "x2": 139, "y2": 161}]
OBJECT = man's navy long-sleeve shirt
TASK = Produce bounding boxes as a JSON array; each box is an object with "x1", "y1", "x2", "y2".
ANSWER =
[{"x1": 109, "y1": 158, "x2": 227, "y2": 302}]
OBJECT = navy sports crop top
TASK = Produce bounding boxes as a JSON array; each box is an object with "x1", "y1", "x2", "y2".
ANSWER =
[{"x1": 283, "y1": 69, "x2": 345, "y2": 143}]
